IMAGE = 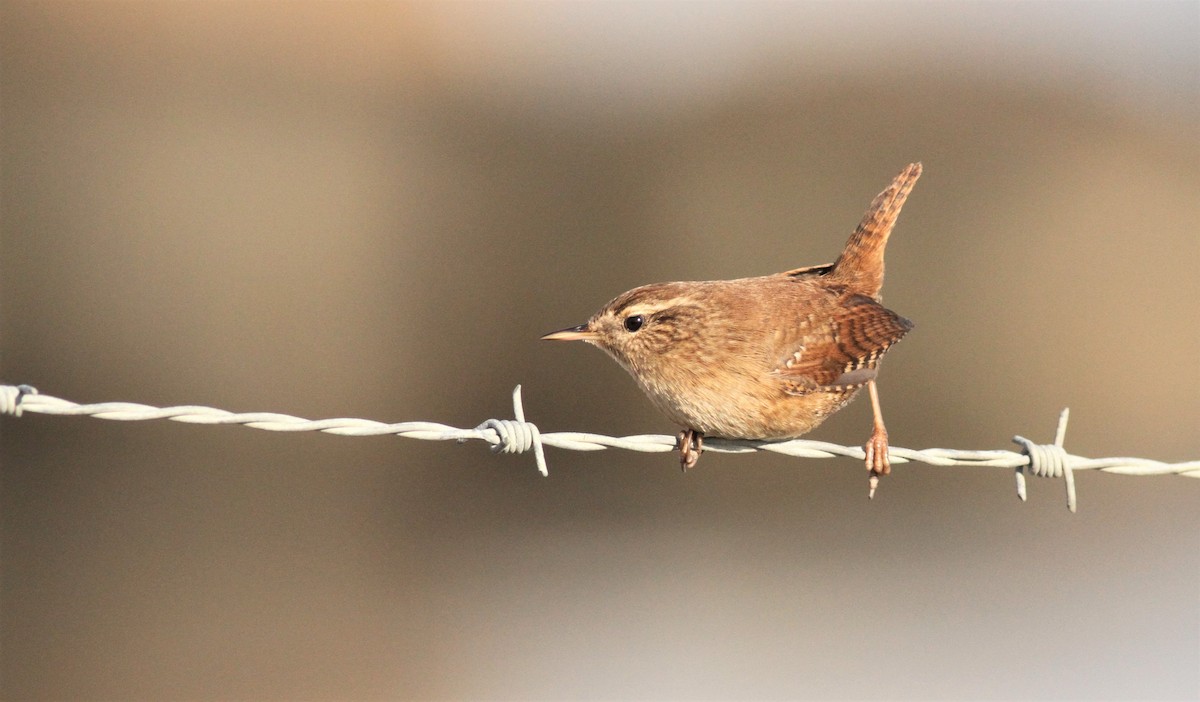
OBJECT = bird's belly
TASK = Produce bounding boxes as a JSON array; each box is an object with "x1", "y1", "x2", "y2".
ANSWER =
[{"x1": 641, "y1": 377, "x2": 860, "y2": 440}]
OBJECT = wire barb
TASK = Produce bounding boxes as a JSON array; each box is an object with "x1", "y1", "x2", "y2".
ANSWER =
[
  {"x1": 1013, "y1": 408, "x2": 1077, "y2": 512},
  {"x1": 0, "y1": 384, "x2": 37, "y2": 417},
  {"x1": 3, "y1": 384, "x2": 1197, "y2": 512},
  {"x1": 472, "y1": 385, "x2": 548, "y2": 476}
]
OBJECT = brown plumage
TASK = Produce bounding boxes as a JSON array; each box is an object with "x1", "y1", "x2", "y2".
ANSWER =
[{"x1": 543, "y1": 163, "x2": 921, "y2": 496}]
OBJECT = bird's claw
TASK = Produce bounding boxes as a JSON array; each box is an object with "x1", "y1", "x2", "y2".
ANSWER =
[
  {"x1": 864, "y1": 425, "x2": 890, "y2": 499},
  {"x1": 678, "y1": 429, "x2": 703, "y2": 472}
]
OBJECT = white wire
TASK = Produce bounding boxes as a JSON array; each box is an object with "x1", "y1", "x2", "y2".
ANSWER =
[{"x1": 3, "y1": 384, "x2": 1197, "y2": 513}]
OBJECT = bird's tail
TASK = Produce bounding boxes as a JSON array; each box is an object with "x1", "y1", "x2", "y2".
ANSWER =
[{"x1": 831, "y1": 162, "x2": 922, "y2": 298}]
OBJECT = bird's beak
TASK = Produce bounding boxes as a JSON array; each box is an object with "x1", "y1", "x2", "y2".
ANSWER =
[{"x1": 541, "y1": 323, "x2": 600, "y2": 342}]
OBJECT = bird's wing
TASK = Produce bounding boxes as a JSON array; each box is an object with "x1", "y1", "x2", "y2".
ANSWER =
[{"x1": 772, "y1": 294, "x2": 913, "y2": 394}]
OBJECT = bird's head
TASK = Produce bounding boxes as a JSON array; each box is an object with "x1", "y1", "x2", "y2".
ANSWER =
[{"x1": 541, "y1": 282, "x2": 708, "y2": 374}]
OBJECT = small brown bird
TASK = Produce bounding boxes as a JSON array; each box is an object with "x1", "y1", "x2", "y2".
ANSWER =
[{"x1": 544, "y1": 163, "x2": 921, "y2": 496}]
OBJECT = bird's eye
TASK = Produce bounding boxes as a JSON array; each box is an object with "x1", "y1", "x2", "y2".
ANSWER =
[{"x1": 623, "y1": 314, "x2": 644, "y2": 332}]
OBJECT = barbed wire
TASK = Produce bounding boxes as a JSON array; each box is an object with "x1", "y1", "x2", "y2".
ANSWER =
[{"x1": 2, "y1": 383, "x2": 1197, "y2": 513}]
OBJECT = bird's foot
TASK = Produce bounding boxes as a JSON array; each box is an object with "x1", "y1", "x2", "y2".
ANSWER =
[
  {"x1": 678, "y1": 429, "x2": 704, "y2": 472},
  {"x1": 864, "y1": 424, "x2": 890, "y2": 499}
]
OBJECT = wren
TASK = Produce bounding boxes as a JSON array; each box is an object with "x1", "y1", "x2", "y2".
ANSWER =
[{"x1": 543, "y1": 163, "x2": 920, "y2": 497}]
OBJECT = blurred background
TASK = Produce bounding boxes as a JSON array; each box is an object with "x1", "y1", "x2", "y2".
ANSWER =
[{"x1": 2, "y1": 1, "x2": 1197, "y2": 699}]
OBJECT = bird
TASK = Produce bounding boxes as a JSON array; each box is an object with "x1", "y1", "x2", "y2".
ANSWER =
[{"x1": 543, "y1": 163, "x2": 921, "y2": 497}]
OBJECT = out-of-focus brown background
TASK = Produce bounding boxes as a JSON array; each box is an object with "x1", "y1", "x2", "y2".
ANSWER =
[{"x1": 2, "y1": 2, "x2": 1197, "y2": 699}]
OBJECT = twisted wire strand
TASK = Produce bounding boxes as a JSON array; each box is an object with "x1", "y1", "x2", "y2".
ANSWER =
[{"x1": 2, "y1": 384, "x2": 1197, "y2": 512}]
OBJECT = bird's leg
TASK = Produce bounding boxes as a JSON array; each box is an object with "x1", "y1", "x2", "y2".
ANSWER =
[
  {"x1": 863, "y1": 379, "x2": 891, "y2": 499},
  {"x1": 678, "y1": 429, "x2": 704, "y2": 472}
]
